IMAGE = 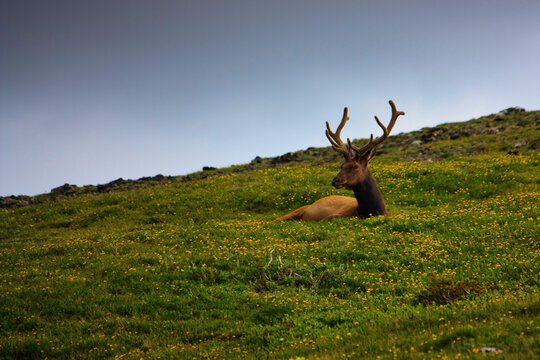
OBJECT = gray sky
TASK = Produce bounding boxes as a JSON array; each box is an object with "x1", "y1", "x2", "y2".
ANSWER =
[{"x1": 1, "y1": 0, "x2": 539, "y2": 196}]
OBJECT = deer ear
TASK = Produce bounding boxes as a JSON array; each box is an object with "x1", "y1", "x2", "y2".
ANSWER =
[{"x1": 347, "y1": 138, "x2": 357, "y2": 158}]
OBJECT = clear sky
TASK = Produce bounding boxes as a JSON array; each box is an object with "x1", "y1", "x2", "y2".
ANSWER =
[{"x1": 1, "y1": 0, "x2": 539, "y2": 196}]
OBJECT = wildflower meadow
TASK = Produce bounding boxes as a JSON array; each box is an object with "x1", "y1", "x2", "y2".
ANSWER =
[{"x1": 1, "y1": 147, "x2": 539, "y2": 358}]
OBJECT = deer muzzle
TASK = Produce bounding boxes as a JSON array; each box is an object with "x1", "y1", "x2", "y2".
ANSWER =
[{"x1": 332, "y1": 177, "x2": 342, "y2": 188}]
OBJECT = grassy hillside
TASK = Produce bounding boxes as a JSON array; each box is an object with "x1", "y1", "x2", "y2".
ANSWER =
[
  {"x1": 0, "y1": 110, "x2": 539, "y2": 359},
  {"x1": 1, "y1": 107, "x2": 538, "y2": 208}
]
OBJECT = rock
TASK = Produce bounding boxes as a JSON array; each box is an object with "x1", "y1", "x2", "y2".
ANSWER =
[
  {"x1": 17, "y1": 195, "x2": 33, "y2": 206},
  {"x1": 512, "y1": 141, "x2": 527, "y2": 149},
  {"x1": 411, "y1": 140, "x2": 423, "y2": 146},
  {"x1": 0, "y1": 195, "x2": 37, "y2": 209},
  {"x1": 97, "y1": 178, "x2": 128, "y2": 193},
  {"x1": 109, "y1": 178, "x2": 127, "y2": 186},
  {"x1": 486, "y1": 128, "x2": 500, "y2": 135},
  {"x1": 477, "y1": 347, "x2": 503, "y2": 354},
  {"x1": 421, "y1": 128, "x2": 445, "y2": 143},
  {"x1": 0, "y1": 196, "x2": 20, "y2": 208},
  {"x1": 493, "y1": 113, "x2": 506, "y2": 121},
  {"x1": 51, "y1": 183, "x2": 78, "y2": 196},
  {"x1": 138, "y1": 174, "x2": 168, "y2": 182},
  {"x1": 421, "y1": 135, "x2": 437, "y2": 143},
  {"x1": 501, "y1": 107, "x2": 525, "y2": 115},
  {"x1": 493, "y1": 107, "x2": 525, "y2": 120},
  {"x1": 450, "y1": 129, "x2": 473, "y2": 140},
  {"x1": 271, "y1": 152, "x2": 300, "y2": 164}
]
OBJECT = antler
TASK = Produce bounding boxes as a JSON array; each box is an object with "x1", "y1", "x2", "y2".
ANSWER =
[
  {"x1": 348, "y1": 100, "x2": 405, "y2": 160},
  {"x1": 325, "y1": 107, "x2": 352, "y2": 159}
]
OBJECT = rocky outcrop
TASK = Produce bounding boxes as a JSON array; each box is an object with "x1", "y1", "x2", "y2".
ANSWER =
[
  {"x1": 96, "y1": 175, "x2": 173, "y2": 193},
  {"x1": 51, "y1": 183, "x2": 79, "y2": 197},
  {"x1": 493, "y1": 107, "x2": 526, "y2": 119},
  {"x1": 0, "y1": 195, "x2": 40, "y2": 209},
  {"x1": 271, "y1": 152, "x2": 302, "y2": 165},
  {"x1": 0, "y1": 175, "x2": 174, "y2": 209}
]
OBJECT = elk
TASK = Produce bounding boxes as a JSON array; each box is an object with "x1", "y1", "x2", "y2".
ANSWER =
[{"x1": 275, "y1": 100, "x2": 405, "y2": 221}]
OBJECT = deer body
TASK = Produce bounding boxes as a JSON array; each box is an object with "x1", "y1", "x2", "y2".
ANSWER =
[
  {"x1": 275, "y1": 167, "x2": 386, "y2": 221},
  {"x1": 275, "y1": 100, "x2": 404, "y2": 222},
  {"x1": 274, "y1": 196, "x2": 358, "y2": 221}
]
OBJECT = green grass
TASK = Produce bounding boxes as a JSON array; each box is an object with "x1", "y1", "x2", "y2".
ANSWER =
[{"x1": 1, "y1": 152, "x2": 539, "y2": 359}]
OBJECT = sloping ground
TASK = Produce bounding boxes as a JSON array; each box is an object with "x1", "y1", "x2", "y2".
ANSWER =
[
  {"x1": 0, "y1": 134, "x2": 538, "y2": 357},
  {"x1": 1, "y1": 107, "x2": 538, "y2": 209},
  {"x1": 246, "y1": 106, "x2": 539, "y2": 166}
]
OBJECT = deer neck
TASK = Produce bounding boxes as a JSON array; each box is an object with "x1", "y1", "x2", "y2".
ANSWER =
[{"x1": 351, "y1": 168, "x2": 387, "y2": 218}]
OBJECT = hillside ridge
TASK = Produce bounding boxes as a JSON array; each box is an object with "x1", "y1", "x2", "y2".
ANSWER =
[{"x1": 1, "y1": 106, "x2": 538, "y2": 209}]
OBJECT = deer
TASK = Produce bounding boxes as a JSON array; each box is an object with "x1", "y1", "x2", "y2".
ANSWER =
[{"x1": 275, "y1": 100, "x2": 405, "y2": 222}]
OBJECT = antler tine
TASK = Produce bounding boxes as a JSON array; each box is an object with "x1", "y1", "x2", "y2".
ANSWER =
[
  {"x1": 383, "y1": 100, "x2": 404, "y2": 135},
  {"x1": 353, "y1": 100, "x2": 405, "y2": 158},
  {"x1": 325, "y1": 107, "x2": 352, "y2": 159}
]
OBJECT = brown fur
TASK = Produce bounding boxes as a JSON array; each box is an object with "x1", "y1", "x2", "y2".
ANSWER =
[
  {"x1": 274, "y1": 100, "x2": 404, "y2": 222},
  {"x1": 274, "y1": 196, "x2": 358, "y2": 222}
]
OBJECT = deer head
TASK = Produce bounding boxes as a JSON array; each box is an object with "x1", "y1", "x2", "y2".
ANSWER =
[{"x1": 326, "y1": 100, "x2": 405, "y2": 189}]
